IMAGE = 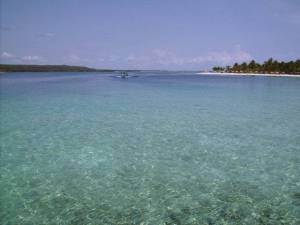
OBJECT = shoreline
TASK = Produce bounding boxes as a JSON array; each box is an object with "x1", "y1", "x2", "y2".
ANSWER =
[{"x1": 197, "y1": 72, "x2": 300, "y2": 78}]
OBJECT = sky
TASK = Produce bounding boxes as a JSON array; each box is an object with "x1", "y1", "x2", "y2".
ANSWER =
[{"x1": 1, "y1": 0, "x2": 300, "y2": 70}]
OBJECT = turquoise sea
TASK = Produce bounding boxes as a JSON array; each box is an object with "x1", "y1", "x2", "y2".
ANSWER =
[{"x1": 0, "y1": 72, "x2": 300, "y2": 225}]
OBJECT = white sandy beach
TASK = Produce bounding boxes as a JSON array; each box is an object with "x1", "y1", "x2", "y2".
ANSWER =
[{"x1": 197, "y1": 72, "x2": 300, "y2": 78}]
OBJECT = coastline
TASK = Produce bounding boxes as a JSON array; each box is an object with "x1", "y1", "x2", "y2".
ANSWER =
[{"x1": 197, "y1": 72, "x2": 300, "y2": 78}]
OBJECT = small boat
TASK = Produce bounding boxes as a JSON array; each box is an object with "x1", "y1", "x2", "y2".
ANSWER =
[
  {"x1": 111, "y1": 71, "x2": 139, "y2": 79},
  {"x1": 121, "y1": 71, "x2": 129, "y2": 79}
]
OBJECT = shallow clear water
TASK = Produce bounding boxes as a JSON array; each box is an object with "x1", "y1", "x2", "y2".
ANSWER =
[{"x1": 1, "y1": 72, "x2": 300, "y2": 225}]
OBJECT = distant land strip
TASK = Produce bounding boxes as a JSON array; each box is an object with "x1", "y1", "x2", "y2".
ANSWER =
[{"x1": 0, "y1": 64, "x2": 141, "y2": 73}]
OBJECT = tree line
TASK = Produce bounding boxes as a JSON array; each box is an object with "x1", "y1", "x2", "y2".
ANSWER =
[{"x1": 213, "y1": 58, "x2": 300, "y2": 74}]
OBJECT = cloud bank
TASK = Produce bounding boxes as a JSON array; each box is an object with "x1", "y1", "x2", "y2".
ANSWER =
[
  {"x1": 1, "y1": 51, "x2": 45, "y2": 64},
  {"x1": 1, "y1": 46, "x2": 252, "y2": 70}
]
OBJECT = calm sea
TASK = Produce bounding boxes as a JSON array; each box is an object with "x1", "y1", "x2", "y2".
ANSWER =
[{"x1": 1, "y1": 72, "x2": 300, "y2": 224}]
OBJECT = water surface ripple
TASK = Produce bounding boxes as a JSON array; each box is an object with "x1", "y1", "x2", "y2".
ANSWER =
[{"x1": 1, "y1": 72, "x2": 300, "y2": 224}]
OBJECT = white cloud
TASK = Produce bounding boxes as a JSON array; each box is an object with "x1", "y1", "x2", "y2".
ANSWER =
[
  {"x1": 126, "y1": 54, "x2": 137, "y2": 61},
  {"x1": 1, "y1": 52, "x2": 14, "y2": 58},
  {"x1": 152, "y1": 49, "x2": 168, "y2": 58},
  {"x1": 56, "y1": 47, "x2": 251, "y2": 69},
  {"x1": 152, "y1": 49, "x2": 185, "y2": 66},
  {"x1": 1, "y1": 52, "x2": 46, "y2": 64},
  {"x1": 200, "y1": 49, "x2": 251, "y2": 65},
  {"x1": 62, "y1": 54, "x2": 95, "y2": 66},
  {"x1": 135, "y1": 47, "x2": 252, "y2": 67},
  {"x1": 21, "y1": 55, "x2": 44, "y2": 62}
]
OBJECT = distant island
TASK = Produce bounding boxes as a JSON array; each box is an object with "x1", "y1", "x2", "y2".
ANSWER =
[
  {"x1": 0, "y1": 64, "x2": 101, "y2": 72},
  {"x1": 0, "y1": 64, "x2": 142, "y2": 73},
  {"x1": 212, "y1": 58, "x2": 300, "y2": 75}
]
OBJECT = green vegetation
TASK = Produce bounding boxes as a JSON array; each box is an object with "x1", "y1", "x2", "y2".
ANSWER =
[
  {"x1": 0, "y1": 64, "x2": 114, "y2": 72},
  {"x1": 213, "y1": 58, "x2": 300, "y2": 74},
  {"x1": 211, "y1": 66, "x2": 225, "y2": 72}
]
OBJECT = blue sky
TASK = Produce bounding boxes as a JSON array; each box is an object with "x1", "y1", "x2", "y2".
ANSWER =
[{"x1": 1, "y1": 0, "x2": 299, "y2": 70}]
